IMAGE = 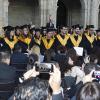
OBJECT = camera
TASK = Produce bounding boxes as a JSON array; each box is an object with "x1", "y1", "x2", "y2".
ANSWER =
[{"x1": 35, "y1": 63, "x2": 53, "y2": 73}]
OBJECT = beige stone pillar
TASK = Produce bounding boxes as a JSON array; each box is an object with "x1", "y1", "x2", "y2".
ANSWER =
[
  {"x1": 3, "y1": 0, "x2": 9, "y2": 26},
  {"x1": 0, "y1": 0, "x2": 9, "y2": 32},
  {"x1": 81, "y1": 8, "x2": 87, "y2": 29},
  {"x1": 90, "y1": 0, "x2": 99, "y2": 29},
  {"x1": 39, "y1": 0, "x2": 48, "y2": 27},
  {"x1": 0, "y1": 0, "x2": 4, "y2": 31}
]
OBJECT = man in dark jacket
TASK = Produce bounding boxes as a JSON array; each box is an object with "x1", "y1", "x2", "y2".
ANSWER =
[{"x1": 0, "y1": 52, "x2": 17, "y2": 99}]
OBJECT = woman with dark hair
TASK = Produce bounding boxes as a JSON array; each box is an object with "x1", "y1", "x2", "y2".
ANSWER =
[
  {"x1": 1, "y1": 26, "x2": 18, "y2": 53},
  {"x1": 64, "y1": 48, "x2": 84, "y2": 84},
  {"x1": 76, "y1": 82, "x2": 100, "y2": 100}
]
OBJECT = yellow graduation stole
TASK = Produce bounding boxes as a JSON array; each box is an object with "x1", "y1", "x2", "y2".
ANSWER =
[
  {"x1": 24, "y1": 38, "x2": 31, "y2": 45},
  {"x1": 4, "y1": 36, "x2": 18, "y2": 50},
  {"x1": 20, "y1": 37, "x2": 31, "y2": 46},
  {"x1": 70, "y1": 34, "x2": 82, "y2": 47},
  {"x1": 97, "y1": 36, "x2": 100, "y2": 40},
  {"x1": 85, "y1": 33, "x2": 95, "y2": 45},
  {"x1": 42, "y1": 37, "x2": 55, "y2": 50},
  {"x1": 56, "y1": 34, "x2": 69, "y2": 46}
]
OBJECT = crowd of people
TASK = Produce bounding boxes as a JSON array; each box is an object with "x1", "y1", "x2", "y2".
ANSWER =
[{"x1": 0, "y1": 23, "x2": 100, "y2": 100}]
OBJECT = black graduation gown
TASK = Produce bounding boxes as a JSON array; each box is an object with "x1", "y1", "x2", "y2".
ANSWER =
[
  {"x1": 29, "y1": 37, "x2": 41, "y2": 50},
  {"x1": 40, "y1": 37, "x2": 55, "y2": 55},
  {"x1": 82, "y1": 34, "x2": 96, "y2": 55},
  {"x1": 67, "y1": 35, "x2": 83, "y2": 49},
  {"x1": 96, "y1": 38, "x2": 100, "y2": 47},
  {"x1": 0, "y1": 38, "x2": 19, "y2": 53},
  {"x1": 18, "y1": 40, "x2": 28, "y2": 53},
  {"x1": 55, "y1": 35, "x2": 69, "y2": 53}
]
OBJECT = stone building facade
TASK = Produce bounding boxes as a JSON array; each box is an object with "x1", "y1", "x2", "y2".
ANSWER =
[{"x1": 0, "y1": 0, "x2": 100, "y2": 30}]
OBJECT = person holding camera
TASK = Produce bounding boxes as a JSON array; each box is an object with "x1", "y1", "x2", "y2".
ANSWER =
[{"x1": 9, "y1": 63, "x2": 63, "y2": 100}]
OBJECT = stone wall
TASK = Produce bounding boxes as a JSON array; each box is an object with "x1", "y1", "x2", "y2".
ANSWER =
[
  {"x1": 8, "y1": 0, "x2": 40, "y2": 27},
  {"x1": 0, "y1": 0, "x2": 100, "y2": 30}
]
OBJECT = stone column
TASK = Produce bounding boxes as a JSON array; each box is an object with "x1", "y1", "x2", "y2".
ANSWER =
[
  {"x1": 0, "y1": 0, "x2": 9, "y2": 32},
  {"x1": 3, "y1": 0, "x2": 9, "y2": 26},
  {"x1": 39, "y1": 0, "x2": 48, "y2": 26},
  {"x1": 90, "y1": 0, "x2": 99, "y2": 29},
  {"x1": 81, "y1": 8, "x2": 88, "y2": 29},
  {"x1": 0, "y1": 0, "x2": 4, "y2": 31}
]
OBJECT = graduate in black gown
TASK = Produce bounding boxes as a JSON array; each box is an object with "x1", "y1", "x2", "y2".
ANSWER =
[
  {"x1": 41, "y1": 28, "x2": 55, "y2": 56},
  {"x1": 55, "y1": 26, "x2": 70, "y2": 53},
  {"x1": 29, "y1": 28, "x2": 42, "y2": 50},
  {"x1": 18, "y1": 25, "x2": 32, "y2": 53},
  {"x1": 1, "y1": 26, "x2": 18, "y2": 53},
  {"x1": 82, "y1": 25, "x2": 96, "y2": 55},
  {"x1": 67, "y1": 24, "x2": 83, "y2": 49}
]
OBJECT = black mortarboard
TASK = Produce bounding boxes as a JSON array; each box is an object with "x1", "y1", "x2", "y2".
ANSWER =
[
  {"x1": 59, "y1": 25, "x2": 65, "y2": 29},
  {"x1": 71, "y1": 25, "x2": 75, "y2": 29},
  {"x1": 35, "y1": 28, "x2": 41, "y2": 32},
  {"x1": 41, "y1": 27, "x2": 47, "y2": 31},
  {"x1": 30, "y1": 27, "x2": 35, "y2": 33},
  {"x1": 89, "y1": 25, "x2": 94, "y2": 28},
  {"x1": 22, "y1": 25, "x2": 29, "y2": 29},
  {"x1": 86, "y1": 25, "x2": 94, "y2": 30},
  {"x1": 15, "y1": 26, "x2": 21, "y2": 30},
  {"x1": 3, "y1": 26, "x2": 12, "y2": 32},
  {"x1": 6, "y1": 26, "x2": 15, "y2": 32},
  {"x1": 47, "y1": 28, "x2": 56, "y2": 33},
  {"x1": 96, "y1": 29, "x2": 100, "y2": 33},
  {"x1": 73, "y1": 24, "x2": 82, "y2": 29}
]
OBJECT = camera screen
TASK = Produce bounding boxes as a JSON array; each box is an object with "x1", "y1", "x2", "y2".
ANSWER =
[{"x1": 35, "y1": 63, "x2": 53, "y2": 73}]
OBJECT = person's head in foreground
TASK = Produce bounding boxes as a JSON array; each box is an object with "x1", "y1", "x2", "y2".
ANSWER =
[{"x1": 76, "y1": 82, "x2": 100, "y2": 100}]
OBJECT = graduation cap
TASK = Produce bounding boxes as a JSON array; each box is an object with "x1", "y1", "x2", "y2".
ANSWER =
[
  {"x1": 86, "y1": 25, "x2": 94, "y2": 30},
  {"x1": 3, "y1": 26, "x2": 13, "y2": 32},
  {"x1": 73, "y1": 24, "x2": 82, "y2": 30},
  {"x1": 15, "y1": 26, "x2": 21, "y2": 30},
  {"x1": 35, "y1": 28, "x2": 41, "y2": 32},
  {"x1": 47, "y1": 28, "x2": 56, "y2": 33},
  {"x1": 6, "y1": 26, "x2": 15, "y2": 32},
  {"x1": 22, "y1": 25, "x2": 29, "y2": 29},
  {"x1": 30, "y1": 27, "x2": 35, "y2": 33},
  {"x1": 59, "y1": 25, "x2": 68, "y2": 29},
  {"x1": 41, "y1": 27, "x2": 47, "y2": 31},
  {"x1": 71, "y1": 25, "x2": 75, "y2": 29},
  {"x1": 96, "y1": 29, "x2": 100, "y2": 33},
  {"x1": 89, "y1": 25, "x2": 94, "y2": 28}
]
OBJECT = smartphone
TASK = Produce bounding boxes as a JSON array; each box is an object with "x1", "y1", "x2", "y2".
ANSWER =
[{"x1": 94, "y1": 71, "x2": 100, "y2": 80}]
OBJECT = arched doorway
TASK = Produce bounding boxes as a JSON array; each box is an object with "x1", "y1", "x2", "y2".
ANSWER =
[
  {"x1": 57, "y1": 0, "x2": 82, "y2": 27},
  {"x1": 8, "y1": 0, "x2": 40, "y2": 26},
  {"x1": 57, "y1": 1, "x2": 67, "y2": 27}
]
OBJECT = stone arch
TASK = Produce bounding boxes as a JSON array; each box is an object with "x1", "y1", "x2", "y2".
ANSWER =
[{"x1": 56, "y1": 0, "x2": 84, "y2": 27}]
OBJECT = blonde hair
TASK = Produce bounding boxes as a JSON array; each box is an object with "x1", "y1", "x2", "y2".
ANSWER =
[{"x1": 31, "y1": 45, "x2": 40, "y2": 56}]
